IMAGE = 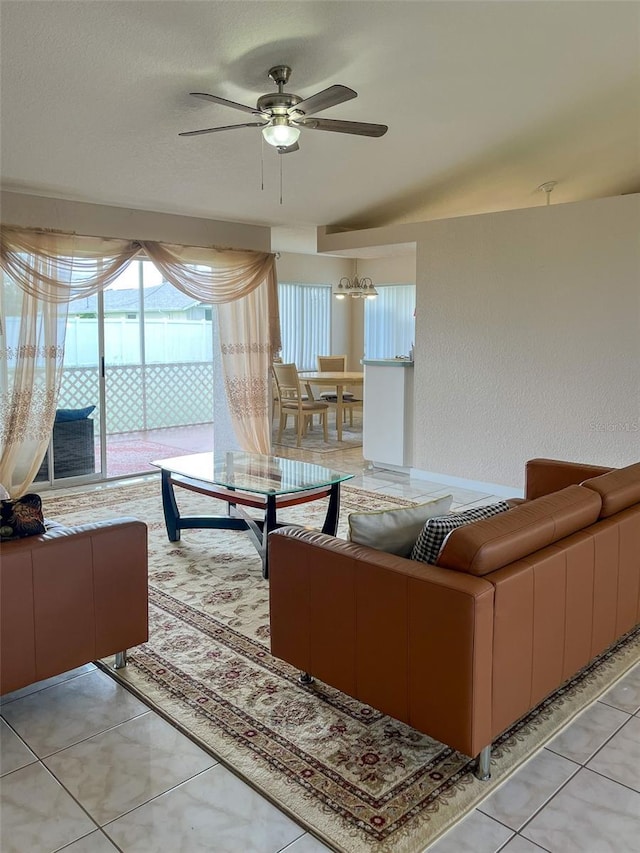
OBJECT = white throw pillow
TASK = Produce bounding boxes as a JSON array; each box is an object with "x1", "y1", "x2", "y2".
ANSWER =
[{"x1": 348, "y1": 494, "x2": 454, "y2": 557}]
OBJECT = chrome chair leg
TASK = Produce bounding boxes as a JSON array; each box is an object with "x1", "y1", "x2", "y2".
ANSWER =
[
  {"x1": 114, "y1": 650, "x2": 127, "y2": 669},
  {"x1": 299, "y1": 671, "x2": 314, "y2": 685}
]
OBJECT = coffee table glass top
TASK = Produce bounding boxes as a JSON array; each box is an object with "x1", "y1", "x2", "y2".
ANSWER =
[{"x1": 152, "y1": 451, "x2": 353, "y2": 496}]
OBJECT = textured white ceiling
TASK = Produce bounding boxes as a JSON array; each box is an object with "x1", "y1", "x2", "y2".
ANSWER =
[{"x1": 1, "y1": 1, "x2": 638, "y2": 231}]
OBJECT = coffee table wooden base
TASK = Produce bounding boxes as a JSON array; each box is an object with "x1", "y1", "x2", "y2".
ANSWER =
[{"x1": 160, "y1": 469, "x2": 342, "y2": 579}]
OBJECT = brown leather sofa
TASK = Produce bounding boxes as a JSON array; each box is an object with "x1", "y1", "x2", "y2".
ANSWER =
[
  {"x1": 268, "y1": 458, "x2": 640, "y2": 778},
  {"x1": 1, "y1": 518, "x2": 148, "y2": 696}
]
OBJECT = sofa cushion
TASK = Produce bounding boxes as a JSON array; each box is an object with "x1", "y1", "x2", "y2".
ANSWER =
[
  {"x1": 437, "y1": 484, "x2": 602, "y2": 576},
  {"x1": 411, "y1": 501, "x2": 510, "y2": 565},
  {"x1": 55, "y1": 405, "x2": 95, "y2": 422},
  {"x1": 581, "y1": 462, "x2": 640, "y2": 518},
  {"x1": 348, "y1": 494, "x2": 453, "y2": 557},
  {"x1": 0, "y1": 494, "x2": 46, "y2": 540}
]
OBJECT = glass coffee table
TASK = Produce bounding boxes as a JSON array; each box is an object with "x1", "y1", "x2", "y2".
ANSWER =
[{"x1": 152, "y1": 451, "x2": 354, "y2": 579}]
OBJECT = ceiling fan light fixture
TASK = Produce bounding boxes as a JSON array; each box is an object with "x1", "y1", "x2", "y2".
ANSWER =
[{"x1": 262, "y1": 117, "x2": 300, "y2": 148}]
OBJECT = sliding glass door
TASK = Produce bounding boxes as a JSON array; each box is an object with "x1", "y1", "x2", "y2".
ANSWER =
[
  {"x1": 38, "y1": 259, "x2": 215, "y2": 485},
  {"x1": 103, "y1": 260, "x2": 214, "y2": 478}
]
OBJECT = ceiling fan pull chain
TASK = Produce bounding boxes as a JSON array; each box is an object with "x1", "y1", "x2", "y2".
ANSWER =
[
  {"x1": 279, "y1": 153, "x2": 283, "y2": 205},
  {"x1": 260, "y1": 136, "x2": 265, "y2": 191}
]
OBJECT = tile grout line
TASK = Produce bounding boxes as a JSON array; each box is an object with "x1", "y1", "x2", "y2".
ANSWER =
[
  {"x1": 96, "y1": 765, "x2": 218, "y2": 832},
  {"x1": 476, "y1": 697, "x2": 640, "y2": 841},
  {"x1": 476, "y1": 752, "x2": 582, "y2": 831},
  {"x1": 53, "y1": 827, "x2": 125, "y2": 853},
  {"x1": 1, "y1": 707, "x2": 153, "y2": 779},
  {"x1": 474, "y1": 660, "x2": 640, "y2": 843},
  {"x1": 543, "y1": 701, "x2": 632, "y2": 767},
  {"x1": 0, "y1": 666, "x2": 98, "y2": 708}
]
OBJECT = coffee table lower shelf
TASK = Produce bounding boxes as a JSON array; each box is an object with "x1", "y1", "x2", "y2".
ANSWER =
[{"x1": 160, "y1": 470, "x2": 342, "y2": 579}]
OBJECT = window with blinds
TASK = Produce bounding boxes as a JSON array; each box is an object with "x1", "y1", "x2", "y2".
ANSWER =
[
  {"x1": 278, "y1": 282, "x2": 331, "y2": 371},
  {"x1": 364, "y1": 284, "x2": 416, "y2": 359}
]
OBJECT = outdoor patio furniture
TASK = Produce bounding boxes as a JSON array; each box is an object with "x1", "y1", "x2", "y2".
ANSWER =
[{"x1": 36, "y1": 417, "x2": 96, "y2": 480}]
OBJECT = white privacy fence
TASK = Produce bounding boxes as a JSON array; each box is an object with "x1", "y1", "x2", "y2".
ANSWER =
[
  {"x1": 2, "y1": 315, "x2": 214, "y2": 434},
  {"x1": 63, "y1": 317, "x2": 213, "y2": 366},
  {"x1": 57, "y1": 317, "x2": 215, "y2": 433}
]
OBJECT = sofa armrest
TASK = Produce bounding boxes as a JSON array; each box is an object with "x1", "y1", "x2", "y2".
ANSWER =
[
  {"x1": 525, "y1": 458, "x2": 614, "y2": 500},
  {"x1": 3, "y1": 517, "x2": 143, "y2": 553},
  {"x1": 1, "y1": 518, "x2": 148, "y2": 696},
  {"x1": 268, "y1": 527, "x2": 495, "y2": 758}
]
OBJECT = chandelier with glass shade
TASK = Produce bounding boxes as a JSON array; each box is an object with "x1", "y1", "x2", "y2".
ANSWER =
[{"x1": 333, "y1": 264, "x2": 378, "y2": 299}]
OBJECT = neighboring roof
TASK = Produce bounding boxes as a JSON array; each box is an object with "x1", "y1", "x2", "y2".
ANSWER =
[{"x1": 71, "y1": 282, "x2": 201, "y2": 314}]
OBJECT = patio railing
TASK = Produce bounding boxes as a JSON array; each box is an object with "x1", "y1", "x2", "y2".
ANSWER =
[{"x1": 59, "y1": 362, "x2": 214, "y2": 433}]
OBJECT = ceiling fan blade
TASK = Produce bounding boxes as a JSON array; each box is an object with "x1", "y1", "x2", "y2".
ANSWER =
[
  {"x1": 277, "y1": 141, "x2": 300, "y2": 154},
  {"x1": 179, "y1": 121, "x2": 267, "y2": 137},
  {"x1": 189, "y1": 92, "x2": 265, "y2": 116},
  {"x1": 291, "y1": 85, "x2": 357, "y2": 117},
  {"x1": 296, "y1": 117, "x2": 388, "y2": 137}
]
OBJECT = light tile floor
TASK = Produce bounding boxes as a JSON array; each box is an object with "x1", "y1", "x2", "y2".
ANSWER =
[{"x1": 2, "y1": 447, "x2": 639, "y2": 853}]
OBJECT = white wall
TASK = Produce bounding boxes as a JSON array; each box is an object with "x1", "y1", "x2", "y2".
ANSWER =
[
  {"x1": 360, "y1": 255, "x2": 416, "y2": 286},
  {"x1": 1, "y1": 191, "x2": 270, "y2": 251},
  {"x1": 414, "y1": 194, "x2": 640, "y2": 488}
]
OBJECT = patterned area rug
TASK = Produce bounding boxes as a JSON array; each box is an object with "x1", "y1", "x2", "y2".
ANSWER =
[
  {"x1": 43, "y1": 481, "x2": 640, "y2": 853},
  {"x1": 272, "y1": 423, "x2": 362, "y2": 453}
]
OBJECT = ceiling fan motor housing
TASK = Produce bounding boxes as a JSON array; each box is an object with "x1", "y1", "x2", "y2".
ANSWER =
[{"x1": 256, "y1": 93, "x2": 302, "y2": 115}]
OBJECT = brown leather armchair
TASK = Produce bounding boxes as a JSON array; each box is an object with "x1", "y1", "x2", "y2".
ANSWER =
[{"x1": 1, "y1": 518, "x2": 148, "y2": 696}]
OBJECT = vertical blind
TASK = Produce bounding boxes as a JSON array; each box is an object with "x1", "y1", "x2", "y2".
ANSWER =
[
  {"x1": 278, "y1": 283, "x2": 331, "y2": 371},
  {"x1": 364, "y1": 284, "x2": 416, "y2": 358}
]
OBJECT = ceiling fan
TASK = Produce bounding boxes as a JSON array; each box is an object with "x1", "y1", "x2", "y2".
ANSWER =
[{"x1": 179, "y1": 65, "x2": 388, "y2": 154}]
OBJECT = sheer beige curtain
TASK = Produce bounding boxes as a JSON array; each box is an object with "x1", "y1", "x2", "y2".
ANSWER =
[
  {"x1": 217, "y1": 274, "x2": 276, "y2": 453},
  {"x1": 141, "y1": 242, "x2": 279, "y2": 454},
  {"x1": 0, "y1": 229, "x2": 140, "y2": 495},
  {"x1": 0, "y1": 267, "x2": 66, "y2": 494},
  {"x1": 0, "y1": 228, "x2": 279, "y2": 494}
]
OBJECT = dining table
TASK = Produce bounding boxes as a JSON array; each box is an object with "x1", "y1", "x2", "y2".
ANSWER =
[{"x1": 298, "y1": 370, "x2": 364, "y2": 441}]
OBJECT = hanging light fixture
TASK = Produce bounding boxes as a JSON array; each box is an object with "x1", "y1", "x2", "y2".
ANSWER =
[
  {"x1": 262, "y1": 116, "x2": 301, "y2": 148},
  {"x1": 334, "y1": 262, "x2": 378, "y2": 299},
  {"x1": 538, "y1": 180, "x2": 557, "y2": 205}
]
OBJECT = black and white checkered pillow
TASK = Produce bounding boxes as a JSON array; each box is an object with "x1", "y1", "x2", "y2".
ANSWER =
[{"x1": 410, "y1": 501, "x2": 511, "y2": 565}]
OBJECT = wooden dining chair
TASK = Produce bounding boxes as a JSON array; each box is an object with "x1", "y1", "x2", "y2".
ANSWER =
[
  {"x1": 317, "y1": 354, "x2": 349, "y2": 373},
  {"x1": 272, "y1": 363, "x2": 329, "y2": 446},
  {"x1": 272, "y1": 357, "x2": 313, "y2": 424},
  {"x1": 315, "y1": 355, "x2": 361, "y2": 426}
]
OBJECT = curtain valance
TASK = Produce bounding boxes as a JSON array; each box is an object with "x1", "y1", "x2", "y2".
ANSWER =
[{"x1": 0, "y1": 228, "x2": 280, "y2": 349}]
